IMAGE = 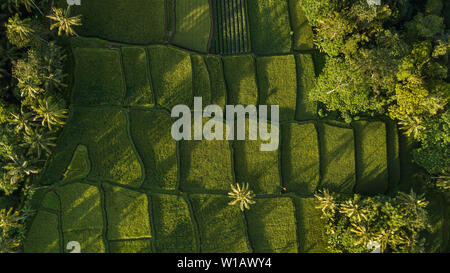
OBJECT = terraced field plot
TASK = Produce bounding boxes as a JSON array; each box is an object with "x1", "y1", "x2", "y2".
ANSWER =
[{"x1": 24, "y1": 2, "x2": 415, "y2": 253}]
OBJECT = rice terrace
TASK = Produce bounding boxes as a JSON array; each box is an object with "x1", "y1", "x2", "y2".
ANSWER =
[{"x1": 0, "y1": 0, "x2": 448, "y2": 254}]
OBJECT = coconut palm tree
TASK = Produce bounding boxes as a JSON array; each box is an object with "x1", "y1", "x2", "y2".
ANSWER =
[
  {"x1": 9, "y1": 108, "x2": 34, "y2": 133},
  {"x1": 339, "y1": 195, "x2": 369, "y2": 223},
  {"x1": 20, "y1": 128, "x2": 56, "y2": 158},
  {"x1": 9, "y1": 0, "x2": 44, "y2": 15},
  {"x1": 398, "y1": 115, "x2": 426, "y2": 139},
  {"x1": 0, "y1": 208, "x2": 21, "y2": 237},
  {"x1": 397, "y1": 190, "x2": 428, "y2": 214},
  {"x1": 12, "y1": 51, "x2": 44, "y2": 98},
  {"x1": 373, "y1": 228, "x2": 393, "y2": 253},
  {"x1": 32, "y1": 96, "x2": 68, "y2": 130},
  {"x1": 228, "y1": 183, "x2": 256, "y2": 211},
  {"x1": 3, "y1": 154, "x2": 39, "y2": 185},
  {"x1": 0, "y1": 237, "x2": 20, "y2": 253},
  {"x1": 350, "y1": 223, "x2": 372, "y2": 248},
  {"x1": 47, "y1": 7, "x2": 82, "y2": 37},
  {"x1": 5, "y1": 14, "x2": 35, "y2": 48},
  {"x1": 314, "y1": 189, "x2": 337, "y2": 217}
]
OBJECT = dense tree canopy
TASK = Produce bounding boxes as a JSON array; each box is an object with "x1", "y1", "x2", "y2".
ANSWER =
[{"x1": 302, "y1": 0, "x2": 449, "y2": 179}]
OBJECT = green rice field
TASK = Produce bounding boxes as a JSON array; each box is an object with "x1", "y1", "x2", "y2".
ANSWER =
[{"x1": 22, "y1": 0, "x2": 441, "y2": 253}]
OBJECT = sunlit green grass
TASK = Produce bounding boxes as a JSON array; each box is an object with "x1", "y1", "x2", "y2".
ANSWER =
[
  {"x1": 152, "y1": 194, "x2": 197, "y2": 253},
  {"x1": 103, "y1": 184, "x2": 151, "y2": 240},
  {"x1": 173, "y1": 0, "x2": 211, "y2": 52},
  {"x1": 148, "y1": 45, "x2": 193, "y2": 109}
]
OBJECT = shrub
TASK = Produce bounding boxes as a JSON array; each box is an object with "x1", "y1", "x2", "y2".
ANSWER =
[{"x1": 315, "y1": 189, "x2": 429, "y2": 253}]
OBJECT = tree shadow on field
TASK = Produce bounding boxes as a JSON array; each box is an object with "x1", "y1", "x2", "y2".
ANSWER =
[
  {"x1": 129, "y1": 110, "x2": 178, "y2": 191},
  {"x1": 317, "y1": 122, "x2": 356, "y2": 194},
  {"x1": 352, "y1": 121, "x2": 389, "y2": 195},
  {"x1": 281, "y1": 123, "x2": 320, "y2": 195}
]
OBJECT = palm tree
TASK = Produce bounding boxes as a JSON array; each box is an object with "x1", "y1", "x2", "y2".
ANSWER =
[
  {"x1": 32, "y1": 96, "x2": 68, "y2": 131},
  {"x1": 350, "y1": 223, "x2": 372, "y2": 248},
  {"x1": 12, "y1": 51, "x2": 44, "y2": 98},
  {"x1": 5, "y1": 14, "x2": 35, "y2": 48},
  {"x1": 20, "y1": 128, "x2": 56, "y2": 158},
  {"x1": 47, "y1": 7, "x2": 82, "y2": 37},
  {"x1": 339, "y1": 195, "x2": 368, "y2": 223},
  {"x1": 373, "y1": 229, "x2": 393, "y2": 253},
  {"x1": 0, "y1": 208, "x2": 21, "y2": 237},
  {"x1": 9, "y1": 0, "x2": 44, "y2": 15},
  {"x1": 9, "y1": 108, "x2": 34, "y2": 133},
  {"x1": 228, "y1": 183, "x2": 256, "y2": 211},
  {"x1": 0, "y1": 237, "x2": 20, "y2": 253},
  {"x1": 397, "y1": 190, "x2": 428, "y2": 213},
  {"x1": 3, "y1": 154, "x2": 39, "y2": 185},
  {"x1": 314, "y1": 189, "x2": 337, "y2": 217},
  {"x1": 398, "y1": 115, "x2": 426, "y2": 139}
]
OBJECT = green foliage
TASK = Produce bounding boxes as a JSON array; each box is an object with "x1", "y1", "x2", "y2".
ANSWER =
[
  {"x1": 5, "y1": 14, "x2": 35, "y2": 48},
  {"x1": 0, "y1": 0, "x2": 71, "y2": 252},
  {"x1": 302, "y1": 0, "x2": 449, "y2": 184},
  {"x1": 315, "y1": 189, "x2": 429, "y2": 253},
  {"x1": 406, "y1": 13, "x2": 444, "y2": 39},
  {"x1": 32, "y1": 96, "x2": 67, "y2": 130},
  {"x1": 20, "y1": 127, "x2": 56, "y2": 158},
  {"x1": 47, "y1": 7, "x2": 82, "y2": 37},
  {"x1": 310, "y1": 57, "x2": 387, "y2": 117},
  {"x1": 0, "y1": 207, "x2": 22, "y2": 253}
]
